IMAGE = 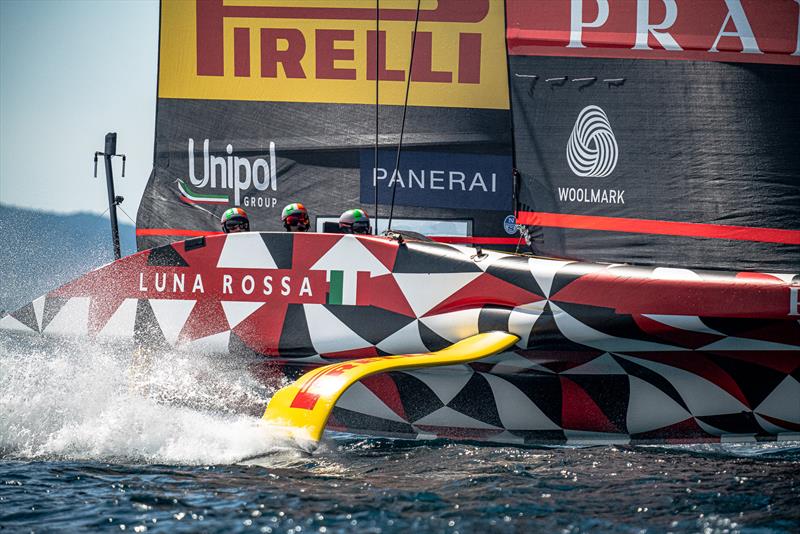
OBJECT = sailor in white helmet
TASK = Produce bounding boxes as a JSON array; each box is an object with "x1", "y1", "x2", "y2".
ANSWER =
[
  {"x1": 281, "y1": 203, "x2": 311, "y2": 232},
  {"x1": 220, "y1": 207, "x2": 250, "y2": 233},
  {"x1": 338, "y1": 209, "x2": 371, "y2": 234}
]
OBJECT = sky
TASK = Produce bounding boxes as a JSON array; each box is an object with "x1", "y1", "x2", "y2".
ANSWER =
[{"x1": 0, "y1": 0, "x2": 159, "y2": 220}]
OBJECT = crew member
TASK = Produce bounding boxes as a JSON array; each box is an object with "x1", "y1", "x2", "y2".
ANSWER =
[
  {"x1": 339, "y1": 208, "x2": 372, "y2": 234},
  {"x1": 281, "y1": 203, "x2": 311, "y2": 232},
  {"x1": 220, "y1": 207, "x2": 250, "y2": 233}
]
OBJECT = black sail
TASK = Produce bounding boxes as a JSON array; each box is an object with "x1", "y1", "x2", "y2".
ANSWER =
[
  {"x1": 139, "y1": 0, "x2": 800, "y2": 273},
  {"x1": 507, "y1": 0, "x2": 800, "y2": 272},
  {"x1": 137, "y1": 0, "x2": 515, "y2": 251}
]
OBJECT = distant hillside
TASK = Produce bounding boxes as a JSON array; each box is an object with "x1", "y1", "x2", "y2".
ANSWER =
[{"x1": 0, "y1": 204, "x2": 137, "y2": 313}]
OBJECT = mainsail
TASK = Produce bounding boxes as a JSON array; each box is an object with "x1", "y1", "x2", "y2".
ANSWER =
[
  {"x1": 507, "y1": 0, "x2": 800, "y2": 271},
  {"x1": 136, "y1": 0, "x2": 515, "y2": 250},
  {"x1": 138, "y1": 0, "x2": 800, "y2": 272}
]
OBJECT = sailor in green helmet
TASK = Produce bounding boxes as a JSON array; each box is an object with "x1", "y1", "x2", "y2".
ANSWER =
[
  {"x1": 339, "y1": 208, "x2": 371, "y2": 235},
  {"x1": 220, "y1": 207, "x2": 250, "y2": 233},
  {"x1": 281, "y1": 203, "x2": 311, "y2": 232}
]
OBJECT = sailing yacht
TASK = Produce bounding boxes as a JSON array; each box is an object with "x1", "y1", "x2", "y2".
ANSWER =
[{"x1": 3, "y1": 0, "x2": 799, "y2": 445}]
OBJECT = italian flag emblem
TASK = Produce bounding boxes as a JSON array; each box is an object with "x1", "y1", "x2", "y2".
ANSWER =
[
  {"x1": 326, "y1": 270, "x2": 359, "y2": 305},
  {"x1": 178, "y1": 179, "x2": 229, "y2": 205}
]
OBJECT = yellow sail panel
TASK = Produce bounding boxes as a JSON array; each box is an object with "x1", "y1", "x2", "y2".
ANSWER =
[
  {"x1": 262, "y1": 331, "x2": 519, "y2": 443},
  {"x1": 158, "y1": 0, "x2": 509, "y2": 109}
]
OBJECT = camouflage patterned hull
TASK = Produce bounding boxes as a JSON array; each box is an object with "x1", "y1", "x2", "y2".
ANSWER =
[{"x1": 2, "y1": 232, "x2": 798, "y2": 444}]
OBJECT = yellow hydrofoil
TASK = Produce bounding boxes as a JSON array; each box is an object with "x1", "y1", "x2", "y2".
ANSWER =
[{"x1": 262, "y1": 331, "x2": 519, "y2": 445}]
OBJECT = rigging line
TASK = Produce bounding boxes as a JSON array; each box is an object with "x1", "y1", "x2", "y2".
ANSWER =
[
  {"x1": 117, "y1": 205, "x2": 137, "y2": 226},
  {"x1": 373, "y1": 0, "x2": 380, "y2": 235},
  {"x1": 190, "y1": 202, "x2": 220, "y2": 222},
  {"x1": 513, "y1": 232, "x2": 525, "y2": 254},
  {"x1": 386, "y1": 0, "x2": 421, "y2": 232}
]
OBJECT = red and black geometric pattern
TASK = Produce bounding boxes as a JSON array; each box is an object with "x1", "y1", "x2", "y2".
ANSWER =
[{"x1": 2, "y1": 232, "x2": 798, "y2": 444}]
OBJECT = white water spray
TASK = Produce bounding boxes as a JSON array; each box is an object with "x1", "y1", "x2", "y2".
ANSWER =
[{"x1": 0, "y1": 335, "x2": 297, "y2": 464}]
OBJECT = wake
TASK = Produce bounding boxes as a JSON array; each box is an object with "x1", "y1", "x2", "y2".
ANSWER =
[{"x1": 0, "y1": 334, "x2": 298, "y2": 464}]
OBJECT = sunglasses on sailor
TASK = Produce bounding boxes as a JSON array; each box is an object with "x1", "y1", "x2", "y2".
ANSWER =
[
  {"x1": 225, "y1": 220, "x2": 248, "y2": 232},
  {"x1": 285, "y1": 215, "x2": 307, "y2": 226}
]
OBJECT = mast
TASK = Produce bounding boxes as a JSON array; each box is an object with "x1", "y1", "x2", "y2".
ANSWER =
[{"x1": 94, "y1": 132, "x2": 126, "y2": 261}]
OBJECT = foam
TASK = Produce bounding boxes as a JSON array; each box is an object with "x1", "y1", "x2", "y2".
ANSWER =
[{"x1": 0, "y1": 335, "x2": 297, "y2": 464}]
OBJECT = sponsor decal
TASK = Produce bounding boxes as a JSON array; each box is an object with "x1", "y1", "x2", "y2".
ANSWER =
[
  {"x1": 135, "y1": 265, "x2": 379, "y2": 310},
  {"x1": 177, "y1": 179, "x2": 228, "y2": 205},
  {"x1": 557, "y1": 187, "x2": 624, "y2": 204},
  {"x1": 791, "y1": 287, "x2": 800, "y2": 316},
  {"x1": 138, "y1": 271, "x2": 318, "y2": 299},
  {"x1": 139, "y1": 272, "x2": 205, "y2": 294},
  {"x1": 507, "y1": 0, "x2": 800, "y2": 66},
  {"x1": 566, "y1": 105, "x2": 618, "y2": 178},
  {"x1": 503, "y1": 214, "x2": 518, "y2": 235},
  {"x1": 290, "y1": 361, "x2": 361, "y2": 411},
  {"x1": 184, "y1": 138, "x2": 278, "y2": 208},
  {"x1": 559, "y1": 105, "x2": 624, "y2": 205},
  {"x1": 158, "y1": 0, "x2": 509, "y2": 109},
  {"x1": 359, "y1": 149, "x2": 512, "y2": 211}
]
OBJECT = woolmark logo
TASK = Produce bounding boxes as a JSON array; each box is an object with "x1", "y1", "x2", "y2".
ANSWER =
[{"x1": 566, "y1": 105, "x2": 618, "y2": 178}]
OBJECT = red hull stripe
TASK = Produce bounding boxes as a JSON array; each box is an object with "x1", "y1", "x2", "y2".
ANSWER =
[
  {"x1": 136, "y1": 228, "x2": 522, "y2": 245},
  {"x1": 516, "y1": 212, "x2": 800, "y2": 245}
]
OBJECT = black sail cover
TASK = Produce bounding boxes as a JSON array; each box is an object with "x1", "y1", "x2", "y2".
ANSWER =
[
  {"x1": 507, "y1": 0, "x2": 800, "y2": 272},
  {"x1": 137, "y1": 0, "x2": 516, "y2": 251}
]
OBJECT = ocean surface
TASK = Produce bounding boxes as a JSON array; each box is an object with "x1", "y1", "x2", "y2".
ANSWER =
[{"x1": 1, "y1": 335, "x2": 798, "y2": 533}]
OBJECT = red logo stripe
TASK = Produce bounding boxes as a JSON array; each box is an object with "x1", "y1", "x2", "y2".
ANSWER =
[
  {"x1": 516, "y1": 211, "x2": 800, "y2": 245},
  {"x1": 136, "y1": 228, "x2": 223, "y2": 237},
  {"x1": 137, "y1": 229, "x2": 522, "y2": 245}
]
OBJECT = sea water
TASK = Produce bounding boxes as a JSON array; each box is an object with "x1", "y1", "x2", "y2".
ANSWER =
[{"x1": 1, "y1": 335, "x2": 798, "y2": 533}]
